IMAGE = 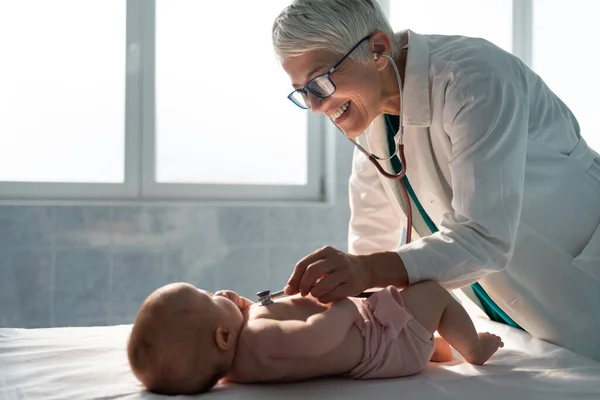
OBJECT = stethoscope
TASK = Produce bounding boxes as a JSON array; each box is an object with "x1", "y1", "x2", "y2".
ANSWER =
[{"x1": 257, "y1": 54, "x2": 413, "y2": 307}]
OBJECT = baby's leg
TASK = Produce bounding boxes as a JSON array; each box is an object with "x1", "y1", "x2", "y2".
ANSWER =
[{"x1": 400, "y1": 281, "x2": 504, "y2": 365}]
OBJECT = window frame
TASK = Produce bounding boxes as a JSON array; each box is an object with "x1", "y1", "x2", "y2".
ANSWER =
[
  {"x1": 0, "y1": 0, "x2": 140, "y2": 201},
  {"x1": 0, "y1": 0, "x2": 536, "y2": 202},
  {"x1": 0, "y1": 0, "x2": 325, "y2": 202}
]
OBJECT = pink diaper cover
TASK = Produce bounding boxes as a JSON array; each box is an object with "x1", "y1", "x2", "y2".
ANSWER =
[{"x1": 345, "y1": 286, "x2": 435, "y2": 379}]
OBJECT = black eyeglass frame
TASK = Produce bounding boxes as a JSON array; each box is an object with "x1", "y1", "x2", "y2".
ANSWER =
[{"x1": 287, "y1": 34, "x2": 373, "y2": 109}]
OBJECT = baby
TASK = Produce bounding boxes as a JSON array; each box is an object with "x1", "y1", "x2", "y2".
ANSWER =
[{"x1": 127, "y1": 281, "x2": 503, "y2": 395}]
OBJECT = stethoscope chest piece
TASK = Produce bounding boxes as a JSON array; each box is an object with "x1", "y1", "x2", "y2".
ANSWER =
[{"x1": 257, "y1": 290, "x2": 275, "y2": 306}]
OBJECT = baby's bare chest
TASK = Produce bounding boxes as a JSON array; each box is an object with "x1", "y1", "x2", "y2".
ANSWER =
[
  {"x1": 226, "y1": 297, "x2": 363, "y2": 383},
  {"x1": 249, "y1": 295, "x2": 330, "y2": 321}
]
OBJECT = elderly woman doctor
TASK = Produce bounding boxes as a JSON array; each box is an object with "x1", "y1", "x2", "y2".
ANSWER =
[{"x1": 272, "y1": 0, "x2": 600, "y2": 362}]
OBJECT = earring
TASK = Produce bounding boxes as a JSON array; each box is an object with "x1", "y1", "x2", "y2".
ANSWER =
[{"x1": 374, "y1": 53, "x2": 379, "y2": 61}]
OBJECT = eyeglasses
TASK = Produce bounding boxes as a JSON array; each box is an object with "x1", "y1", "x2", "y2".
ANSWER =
[{"x1": 287, "y1": 34, "x2": 372, "y2": 109}]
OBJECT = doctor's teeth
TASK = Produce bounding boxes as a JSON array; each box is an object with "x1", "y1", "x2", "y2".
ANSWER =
[{"x1": 332, "y1": 101, "x2": 350, "y2": 120}]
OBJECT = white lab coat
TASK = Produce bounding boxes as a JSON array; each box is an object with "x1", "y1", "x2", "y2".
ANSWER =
[{"x1": 348, "y1": 30, "x2": 600, "y2": 361}]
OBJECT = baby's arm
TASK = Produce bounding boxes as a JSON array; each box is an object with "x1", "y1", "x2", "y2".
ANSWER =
[{"x1": 248, "y1": 298, "x2": 358, "y2": 358}]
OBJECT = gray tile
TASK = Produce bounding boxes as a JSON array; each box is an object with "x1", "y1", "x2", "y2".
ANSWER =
[
  {"x1": 112, "y1": 205, "x2": 166, "y2": 233},
  {"x1": 0, "y1": 249, "x2": 52, "y2": 328},
  {"x1": 335, "y1": 179, "x2": 351, "y2": 206},
  {"x1": 335, "y1": 141, "x2": 355, "y2": 179},
  {"x1": 308, "y1": 206, "x2": 350, "y2": 244},
  {"x1": 111, "y1": 205, "x2": 181, "y2": 251},
  {"x1": 165, "y1": 245, "x2": 222, "y2": 293},
  {"x1": 215, "y1": 247, "x2": 269, "y2": 299},
  {"x1": 0, "y1": 206, "x2": 54, "y2": 250},
  {"x1": 267, "y1": 206, "x2": 349, "y2": 246},
  {"x1": 112, "y1": 250, "x2": 166, "y2": 318},
  {"x1": 54, "y1": 248, "x2": 111, "y2": 327},
  {"x1": 111, "y1": 314, "x2": 135, "y2": 325},
  {"x1": 333, "y1": 137, "x2": 353, "y2": 207},
  {"x1": 266, "y1": 207, "x2": 313, "y2": 244},
  {"x1": 335, "y1": 148, "x2": 353, "y2": 195},
  {"x1": 55, "y1": 206, "x2": 112, "y2": 248},
  {"x1": 165, "y1": 206, "x2": 221, "y2": 250},
  {"x1": 217, "y1": 207, "x2": 267, "y2": 246},
  {"x1": 167, "y1": 244, "x2": 272, "y2": 298},
  {"x1": 268, "y1": 244, "x2": 317, "y2": 290}
]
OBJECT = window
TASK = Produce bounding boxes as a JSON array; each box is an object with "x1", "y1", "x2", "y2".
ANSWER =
[
  {"x1": 155, "y1": 0, "x2": 308, "y2": 186},
  {"x1": 0, "y1": 0, "x2": 323, "y2": 201},
  {"x1": 2, "y1": 0, "x2": 596, "y2": 201},
  {"x1": 388, "y1": 0, "x2": 513, "y2": 54},
  {"x1": 0, "y1": 0, "x2": 126, "y2": 184},
  {"x1": 146, "y1": 0, "x2": 323, "y2": 200},
  {"x1": 532, "y1": 0, "x2": 600, "y2": 152}
]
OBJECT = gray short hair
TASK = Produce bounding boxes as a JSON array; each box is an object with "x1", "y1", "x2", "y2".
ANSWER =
[{"x1": 272, "y1": 0, "x2": 397, "y2": 64}]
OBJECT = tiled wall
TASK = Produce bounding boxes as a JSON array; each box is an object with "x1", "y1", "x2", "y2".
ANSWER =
[{"x1": 0, "y1": 137, "x2": 355, "y2": 328}]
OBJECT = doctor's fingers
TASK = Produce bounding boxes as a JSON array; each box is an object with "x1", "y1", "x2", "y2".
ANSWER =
[
  {"x1": 299, "y1": 258, "x2": 337, "y2": 296},
  {"x1": 286, "y1": 246, "x2": 339, "y2": 294},
  {"x1": 309, "y1": 271, "x2": 346, "y2": 299},
  {"x1": 317, "y1": 283, "x2": 353, "y2": 304}
]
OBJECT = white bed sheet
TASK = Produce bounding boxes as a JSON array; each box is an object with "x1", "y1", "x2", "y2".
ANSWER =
[{"x1": 2, "y1": 316, "x2": 600, "y2": 400}]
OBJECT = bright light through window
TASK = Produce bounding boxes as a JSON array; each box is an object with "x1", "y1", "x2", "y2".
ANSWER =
[
  {"x1": 155, "y1": 0, "x2": 308, "y2": 185},
  {"x1": 388, "y1": 0, "x2": 513, "y2": 54},
  {"x1": 532, "y1": 0, "x2": 600, "y2": 152},
  {"x1": 0, "y1": 0, "x2": 125, "y2": 183}
]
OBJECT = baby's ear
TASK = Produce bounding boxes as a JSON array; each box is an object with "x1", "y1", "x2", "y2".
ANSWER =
[{"x1": 214, "y1": 327, "x2": 236, "y2": 350}]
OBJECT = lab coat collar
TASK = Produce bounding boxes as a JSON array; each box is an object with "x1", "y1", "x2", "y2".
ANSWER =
[{"x1": 395, "y1": 29, "x2": 432, "y2": 128}]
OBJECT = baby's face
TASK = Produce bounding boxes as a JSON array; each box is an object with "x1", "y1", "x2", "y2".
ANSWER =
[{"x1": 195, "y1": 289, "x2": 244, "y2": 330}]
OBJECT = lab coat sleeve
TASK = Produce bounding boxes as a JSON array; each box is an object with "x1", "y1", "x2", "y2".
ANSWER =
[
  {"x1": 397, "y1": 73, "x2": 528, "y2": 290},
  {"x1": 348, "y1": 145, "x2": 404, "y2": 255}
]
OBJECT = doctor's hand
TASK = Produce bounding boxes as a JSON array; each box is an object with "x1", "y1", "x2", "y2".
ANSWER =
[{"x1": 284, "y1": 246, "x2": 372, "y2": 304}]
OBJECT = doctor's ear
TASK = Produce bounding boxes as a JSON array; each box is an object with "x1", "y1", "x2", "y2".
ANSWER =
[{"x1": 373, "y1": 53, "x2": 388, "y2": 71}]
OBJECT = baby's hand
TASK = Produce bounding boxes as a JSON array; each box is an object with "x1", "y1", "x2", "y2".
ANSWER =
[
  {"x1": 215, "y1": 290, "x2": 254, "y2": 312},
  {"x1": 215, "y1": 289, "x2": 238, "y2": 301}
]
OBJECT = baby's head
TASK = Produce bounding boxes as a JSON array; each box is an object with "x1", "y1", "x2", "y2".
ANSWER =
[{"x1": 127, "y1": 282, "x2": 244, "y2": 395}]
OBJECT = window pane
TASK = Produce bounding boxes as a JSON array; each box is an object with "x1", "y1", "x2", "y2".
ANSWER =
[
  {"x1": 389, "y1": 0, "x2": 512, "y2": 53},
  {"x1": 532, "y1": 0, "x2": 600, "y2": 152},
  {"x1": 0, "y1": 0, "x2": 125, "y2": 183},
  {"x1": 155, "y1": 0, "x2": 308, "y2": 185}
]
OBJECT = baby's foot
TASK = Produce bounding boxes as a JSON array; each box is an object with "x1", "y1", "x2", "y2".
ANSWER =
[{"x1": 465, "y1": 333, "x2": 504, "y2": 365}]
